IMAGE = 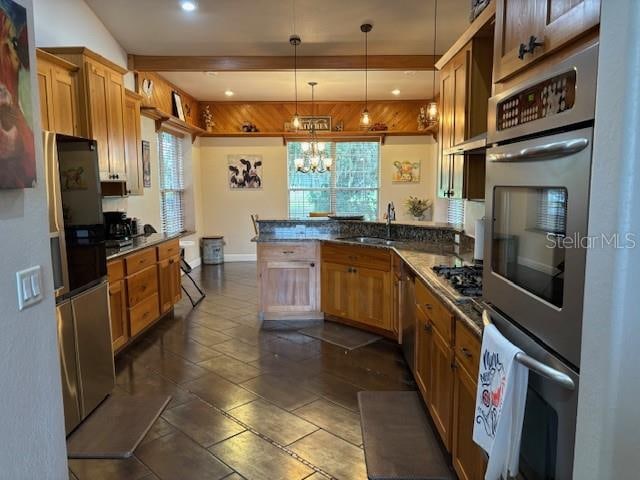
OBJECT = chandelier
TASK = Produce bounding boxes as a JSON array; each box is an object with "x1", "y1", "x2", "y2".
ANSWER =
[{"x1": 295, "y1": 82, "x2": 333, "y2": 173}]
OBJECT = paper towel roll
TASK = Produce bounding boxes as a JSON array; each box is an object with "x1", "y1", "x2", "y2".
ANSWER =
[{"x1": 474, "y1": 218, "x2": 485, "y2": 261}]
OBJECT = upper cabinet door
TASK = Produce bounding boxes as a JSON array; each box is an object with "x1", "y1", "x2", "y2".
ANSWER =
[
  {"x1": 541, "y1": 0, "x2": 600, "y2": 54},
  {"x1": 452, "y1": 49, "x2": 469, "y2": 147},
  {"x1": 493, "y1": 0, "x2": 545, "y2": 82},
  {"x1": 124, "y1": 91, "x2": 143, "y2": 195},
  {"x1": 51, "y1": 67, "x2": 78, "y2": 136},
  {"x1": 106, "y1": 71, "x2": 127, "y2": 180},
  {"x1": 494, "y1": 0, "x2": 600, "y2": 82},
  {"x1": 37, "y1": 64, "x2": 53, "y2": 132},
  {"x1": 86, "y1": 62, "x2": 111, "y2": 177}
]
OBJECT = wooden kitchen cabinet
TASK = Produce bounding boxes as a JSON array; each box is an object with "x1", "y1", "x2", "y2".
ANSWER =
[
  {"x1": 320, "y1": 244, "x2": 394, "y2": 335},
  {"x1": 436, "y1": 38, "x2": 492, "y2": 200},
  {"x1": 453, "y1": 322, "x2": 486, "y2": 480},
  {"x1": 429, "y1": 326, "x2": 454, "y2": 450},
  {"x1": 493, "y1": 0, "x2": 600, "y2": 82},
  {"x1": 124, "y1": 90, "x2": 143, "y2": 195},
  {"x1": 258, "y1": 242, "x2": 322, "y2": 320},
  {"x1": 107, "y1": 259, "x2": 128, "y2": 352},
  {"x1": 158, "y1": 255, "x2": 182, "y2": 314},
  {"x1": 36, "y1": 49, "x2": 79, "y2": 135},
  {"x1": 44, "y1": 47, "x2": 128, "y2": 182},
  {"x1": 415, "y1": 306, "x2": 431, "y2": 396}
]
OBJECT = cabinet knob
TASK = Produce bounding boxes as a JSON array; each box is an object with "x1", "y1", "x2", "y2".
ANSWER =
[
  {"x1": 424, "y1": 303, "x2": 432, "y2": 310},
  {"x1": 424, "y1": 323, "x2": 432, "y2": 332},
  {"x1": 461, "y1": 347, "x2": 473, "y2": 358},
  {"x1": 310, "y1": 262, "x2": 315, "y2": 267}
]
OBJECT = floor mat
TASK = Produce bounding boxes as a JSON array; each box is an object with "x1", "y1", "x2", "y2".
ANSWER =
[
  {"x1": 299, "y1": 321, "x2": 382, "y2": 350},
  {"x1": 67, "y1": 392, "x2": 171, "y2": 459},
  {"x1": 358, "y1": 391, "x2": 454, "y2": 480}
]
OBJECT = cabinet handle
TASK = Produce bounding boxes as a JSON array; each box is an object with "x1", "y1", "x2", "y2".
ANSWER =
[
  {"x1": 352, "y1": 268, "x2": 357, "y2": 274},
  {"x1": 310, "y1": 262, "x2": 315, "y2": 267},
  {"x1": 527, "y1": 35, "x2": 544, "y2": 55},
  {"x1": 461, "y1": 347, "x2": 473, "y2": 358},
  {"x1": 424, "y1": 323, "x2": 432, "y2": 332},
  {"x1": 282, "y1": 250, "x2": 295, "y2": 255},
  {"x1": 424, "y1": 303, "x2": 432, "y2": 310},
  {"x1": 348, "y1": 255, "x2": 357, "y2": 260},
  {"x1": 518, "y1": 42, "x2": 528, "y2": 60}
]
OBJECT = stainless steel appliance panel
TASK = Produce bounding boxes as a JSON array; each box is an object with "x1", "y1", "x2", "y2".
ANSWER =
[
  {"x1": 487, "y1": 307, "x2": 578, "y2": 480},
  {"x1": 487, "y1": 44, "x2": 598, "y2": 145},
  {"x1": 56, "y1": 300, "x2": 81, "y2": 434},
  {"x1": 44, "y1": 131, "x2": 70, "y2": 298},
  {"x1": 401, "y1": 272, "x2": 416, "y2": 373},
  {"x1": 484, "y1": 127, "x2": 593, "y2": 367},
  {"x1": 71, "y1": 281, "x2": 115, "y2": 417}
]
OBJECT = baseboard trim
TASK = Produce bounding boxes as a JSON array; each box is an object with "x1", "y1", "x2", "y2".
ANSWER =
[{"x1": 224, "y1": 254, "x2": 257, "y2": 262}]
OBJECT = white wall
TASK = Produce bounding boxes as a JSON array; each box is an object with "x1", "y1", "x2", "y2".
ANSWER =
[
  {"x1": 0, "y1": 0, "x2": 68, "y2": 476},
  {"x1": 199, "y1": 136, "x2": 444, "y2": 258},
  {"x1": 31, "y1": 0, "x2": 134, "y2": 88},
  {"x1": 573, "y1": 0, "x2": 640, "y2": 477}
]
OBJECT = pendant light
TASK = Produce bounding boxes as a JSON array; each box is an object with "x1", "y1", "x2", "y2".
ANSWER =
[
  {"x1": 295, "y1": 82, "x2": 332, "y2": 173},
  {"x1": 360, "y1": 23, "x2": 373, "y2": 128},
  {"x1": 290, "y1": 34, "x2": 302, "y2": 130},
  {"x1": 427, "y1": 0, "x2": 438, "y2": 123}
]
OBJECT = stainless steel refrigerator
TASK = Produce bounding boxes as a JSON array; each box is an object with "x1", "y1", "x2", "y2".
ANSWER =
[{"x1": 44, "y1": 131, "x2": 115, "y2": 435}]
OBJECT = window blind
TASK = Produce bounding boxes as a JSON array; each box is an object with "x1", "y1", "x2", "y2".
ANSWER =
[
  {"x1": 158, "y1": 131, "x2": 185, "y2": 234},
  {"x1": 447, "y1": 199, "x2": 465, "y2": 226},
  {"x1": 536, "y1": 188, "x2": 567, "y2": 235},
  {"x1": 287, "y1": 141, "x2": 379, "y2": 220}
]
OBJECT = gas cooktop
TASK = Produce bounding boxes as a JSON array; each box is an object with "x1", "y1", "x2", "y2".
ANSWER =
[{"x1": 432, "y1": 265, "x2": 483, "y2": 297}]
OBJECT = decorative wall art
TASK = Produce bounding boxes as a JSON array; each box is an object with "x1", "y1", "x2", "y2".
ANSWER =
[
  {"x1": 0, "y1": 0, "x2": 36, "y2": 189},
  {"x1": 299, "y1": 116, "x2": 331, "y2": 132},
  {"x1": 392, "y1": 160, "x2": 421, "y2": 183},
  {"x1": 228, "y1": 154, "x2": 263, "y2": 189},
  {"x1": 172, "y1": 91, "x2": 185, "y2": 121},
  {"x1": 142, "y1": 140, "x2": 151, "y2": 188}
]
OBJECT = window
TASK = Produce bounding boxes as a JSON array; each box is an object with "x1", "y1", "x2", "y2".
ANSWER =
[
  {"x1": 287, "y1": 141, "x2": 380, "y2": 220},
  {"x1": 158, "y1": 131, "x2": 185, "y2": 234},
  {"x1": 447, "y1": 198, "x2": 465, "y2": 225},
  {"x1": 536, "y1": 188, "x2": 567, "y2": 235}
]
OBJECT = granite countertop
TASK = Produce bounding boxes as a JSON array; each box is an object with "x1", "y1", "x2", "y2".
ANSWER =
[
  {"x1": 106, "y1": 231, "x2": 194, "y2": 261},
  {"x1": 257, "y1": 218, "x2": 463, "y2": 231},
  {"x1": 253, "y1": 233, "x2": 485, "y2": 337}
]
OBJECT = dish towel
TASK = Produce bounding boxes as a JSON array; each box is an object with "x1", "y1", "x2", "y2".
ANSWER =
[{"x1": 473, "y1": 324, "x2": 529, "y2": 480}]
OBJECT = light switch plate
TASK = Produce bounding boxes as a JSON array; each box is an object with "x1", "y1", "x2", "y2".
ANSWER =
[{"x1": 16, "y1": 266, "x2": 43, "y2": 311}]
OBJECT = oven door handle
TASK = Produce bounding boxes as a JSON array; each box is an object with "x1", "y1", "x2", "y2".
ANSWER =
[
  {"x1": 482, "y1": 310, "x2": 576, "y2": 391},
  {"x1": 488, "y1": 138, "x2": 589, "y2": 162}
]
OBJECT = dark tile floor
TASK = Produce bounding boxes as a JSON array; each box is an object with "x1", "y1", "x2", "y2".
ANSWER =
[{"x1": 69, "y1": 262, "x2": 416, "y2": 480}]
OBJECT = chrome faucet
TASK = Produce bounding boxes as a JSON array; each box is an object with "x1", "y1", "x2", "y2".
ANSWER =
[{"x1": 386, "y1": 202, "x2": 396, "y2": 239}]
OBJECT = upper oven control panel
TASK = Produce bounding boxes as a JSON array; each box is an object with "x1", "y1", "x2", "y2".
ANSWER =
[{"x1": 497, "y1": 70, "x2": 577, "y2": 131}]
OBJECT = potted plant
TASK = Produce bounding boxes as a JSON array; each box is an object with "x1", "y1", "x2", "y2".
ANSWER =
[{"x1": 405, "y1": 196, "x2": 433, "y2": 221}]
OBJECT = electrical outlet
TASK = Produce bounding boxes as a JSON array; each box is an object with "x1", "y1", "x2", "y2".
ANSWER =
[{"x1": 16, "y1": 266, "x2": 43, "y2": 311}]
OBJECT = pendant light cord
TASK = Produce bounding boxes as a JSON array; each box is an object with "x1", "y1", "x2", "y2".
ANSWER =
[
  {"x1": 294, "y1": 42, "x2": 298, "y2": 112},
  {"x1": 432, "y1": 0, "x2": 437, "y2": 100},
  {"x1": 364, "y1": 29, "x2": 368, "y2": 110}
]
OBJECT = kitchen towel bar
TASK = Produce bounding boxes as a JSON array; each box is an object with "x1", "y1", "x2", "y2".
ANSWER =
[{"x1": 482, "y1": 310, "x2": 576, "y2": 391}]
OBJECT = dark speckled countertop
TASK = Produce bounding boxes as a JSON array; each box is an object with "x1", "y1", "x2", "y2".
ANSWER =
[
  {"x1": 106, "y1": 231, "x2": 194, "y2": 261},
  {"x1": 253, "y1": 232, "x2": 485, "y2": 337}
]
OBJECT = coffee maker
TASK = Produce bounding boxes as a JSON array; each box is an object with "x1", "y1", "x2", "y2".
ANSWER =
[{"x1": 104, "y1": 211, "x2": 133, "y2": 248}]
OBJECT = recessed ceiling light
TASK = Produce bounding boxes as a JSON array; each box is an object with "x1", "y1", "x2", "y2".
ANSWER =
[
  {"x1": 224, "y1": 90, "x2": 234, "y2": 97},
  {"x1": 180, "y1": 1, "x2": 197, "y2": 12},
  {"x1": 403, "y1": 71, "x2": 417, "y2": 77},
  {"x1": 391, "y1": 89, "x2": 401, "y2": 96},
  {"x1": 205, "y1": 71, "x2": 218, "y2": 77}
]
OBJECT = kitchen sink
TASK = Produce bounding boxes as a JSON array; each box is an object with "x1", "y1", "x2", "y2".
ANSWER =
[{"x1": 337, "y1": 236, "x2": 401, "y2": 246}]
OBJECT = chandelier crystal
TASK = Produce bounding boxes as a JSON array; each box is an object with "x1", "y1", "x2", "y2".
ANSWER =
[{"x1": 295, "y1": 82, "x2": 332, "y2": 173}]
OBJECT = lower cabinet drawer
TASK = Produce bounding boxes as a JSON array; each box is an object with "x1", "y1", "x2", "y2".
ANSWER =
[
  {"x1": 322, "y1": 243, "x2": 391, "y2": 271},
  {"x1": 158, "y1": 239, "x2": 181, "y2": 261},
  {"x1": 126, "y1": 265, "x2": 158, "y2": 306},
  {"x1": 416, "y1": 280, "x2": 453, "y2": 342},
  {"x1": 455, "y1": 320, "x2": 481, "y2": 376},
  {"x1": 258, "y1": 242, "x2": 318, "y2": 261},
  {"x1": 125, "y1": 247, "x2": 157, "y2": 275},
  {"x1": 129, "y1": 293, "x2": 160, "y2": 337}
]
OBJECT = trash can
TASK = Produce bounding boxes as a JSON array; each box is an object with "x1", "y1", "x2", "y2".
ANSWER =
[{"x1": 202, "y1": 236, "x2": 225, "y2": 265}]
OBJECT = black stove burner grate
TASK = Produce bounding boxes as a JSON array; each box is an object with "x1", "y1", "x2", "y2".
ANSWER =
[{"x1": 432, "y1": 265, "x2": 483, "y2": 297}]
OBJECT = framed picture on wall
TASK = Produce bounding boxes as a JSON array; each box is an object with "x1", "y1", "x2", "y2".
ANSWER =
[
  {"x1": 392, "y1": 160, "x2": 421, "y2": 183},
  {"x1": 0, "y1": 0, "x2": 36, "y2": 189},
  {"x1": 172, "y1": 91, "x2": 185, "y2": 121},
  {"x1": 142, "y1": 140, "x2": 151, "y2": 188},
  {"x1": 228, "y1": 155, "x2": 263, "y2": 189}
]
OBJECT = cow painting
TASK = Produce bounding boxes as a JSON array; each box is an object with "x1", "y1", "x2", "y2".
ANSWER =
[
  {"x1": 228, "y1": 155, "x2": 263, "y2": 189},
  {"x1": 0, "y1": 0, "x2": 35, "y2": 190}
]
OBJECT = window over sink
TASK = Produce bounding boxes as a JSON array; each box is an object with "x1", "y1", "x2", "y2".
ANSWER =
[
  {"x1": 287, "y1": 141, "x2": 380, "y2": 220},
  {"x1": 158, "y1": 131, "x2": 185, "y2": 234}
]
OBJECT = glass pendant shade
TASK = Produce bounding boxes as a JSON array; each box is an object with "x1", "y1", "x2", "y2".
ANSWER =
[
  {"x1": 292, "y1": 113, "x2": 301, "y2": 129},
  {"x1": 427, "y1": 102, "x2": 438, "y2": 122},
  {"x1": 360, "y1": 109, "x2": 371, "y2": 127}
]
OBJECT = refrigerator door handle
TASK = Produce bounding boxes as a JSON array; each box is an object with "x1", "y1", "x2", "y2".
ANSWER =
[{"x1": 44, "y1": 132, "x2": 70, "y2": 297}]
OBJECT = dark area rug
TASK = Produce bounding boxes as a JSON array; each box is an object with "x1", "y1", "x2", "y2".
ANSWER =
[{"x1": 299, "y1": 321, "x2": 382, "y2": 350}]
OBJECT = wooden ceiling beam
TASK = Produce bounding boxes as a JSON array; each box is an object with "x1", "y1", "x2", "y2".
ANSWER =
[{"x1": 128, "y1": 54, "x2": 441, "y2": 72}]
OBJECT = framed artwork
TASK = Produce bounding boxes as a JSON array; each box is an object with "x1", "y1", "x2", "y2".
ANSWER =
[
  {"x1": 0, "y1": 0, "x2": 36, "y2": 189},
  {"x1": 172, "y1": 91, "x2": 185, "y2": 121},
  {"x1": 392, "y1": 160, "x2": 421, "y2": 183},
  {"x1": 228, "y1": 154, "x2": 262, "y2": 189},
  {"x1": 142, "y1": 140, "x2": 151, "y2": 188}
]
